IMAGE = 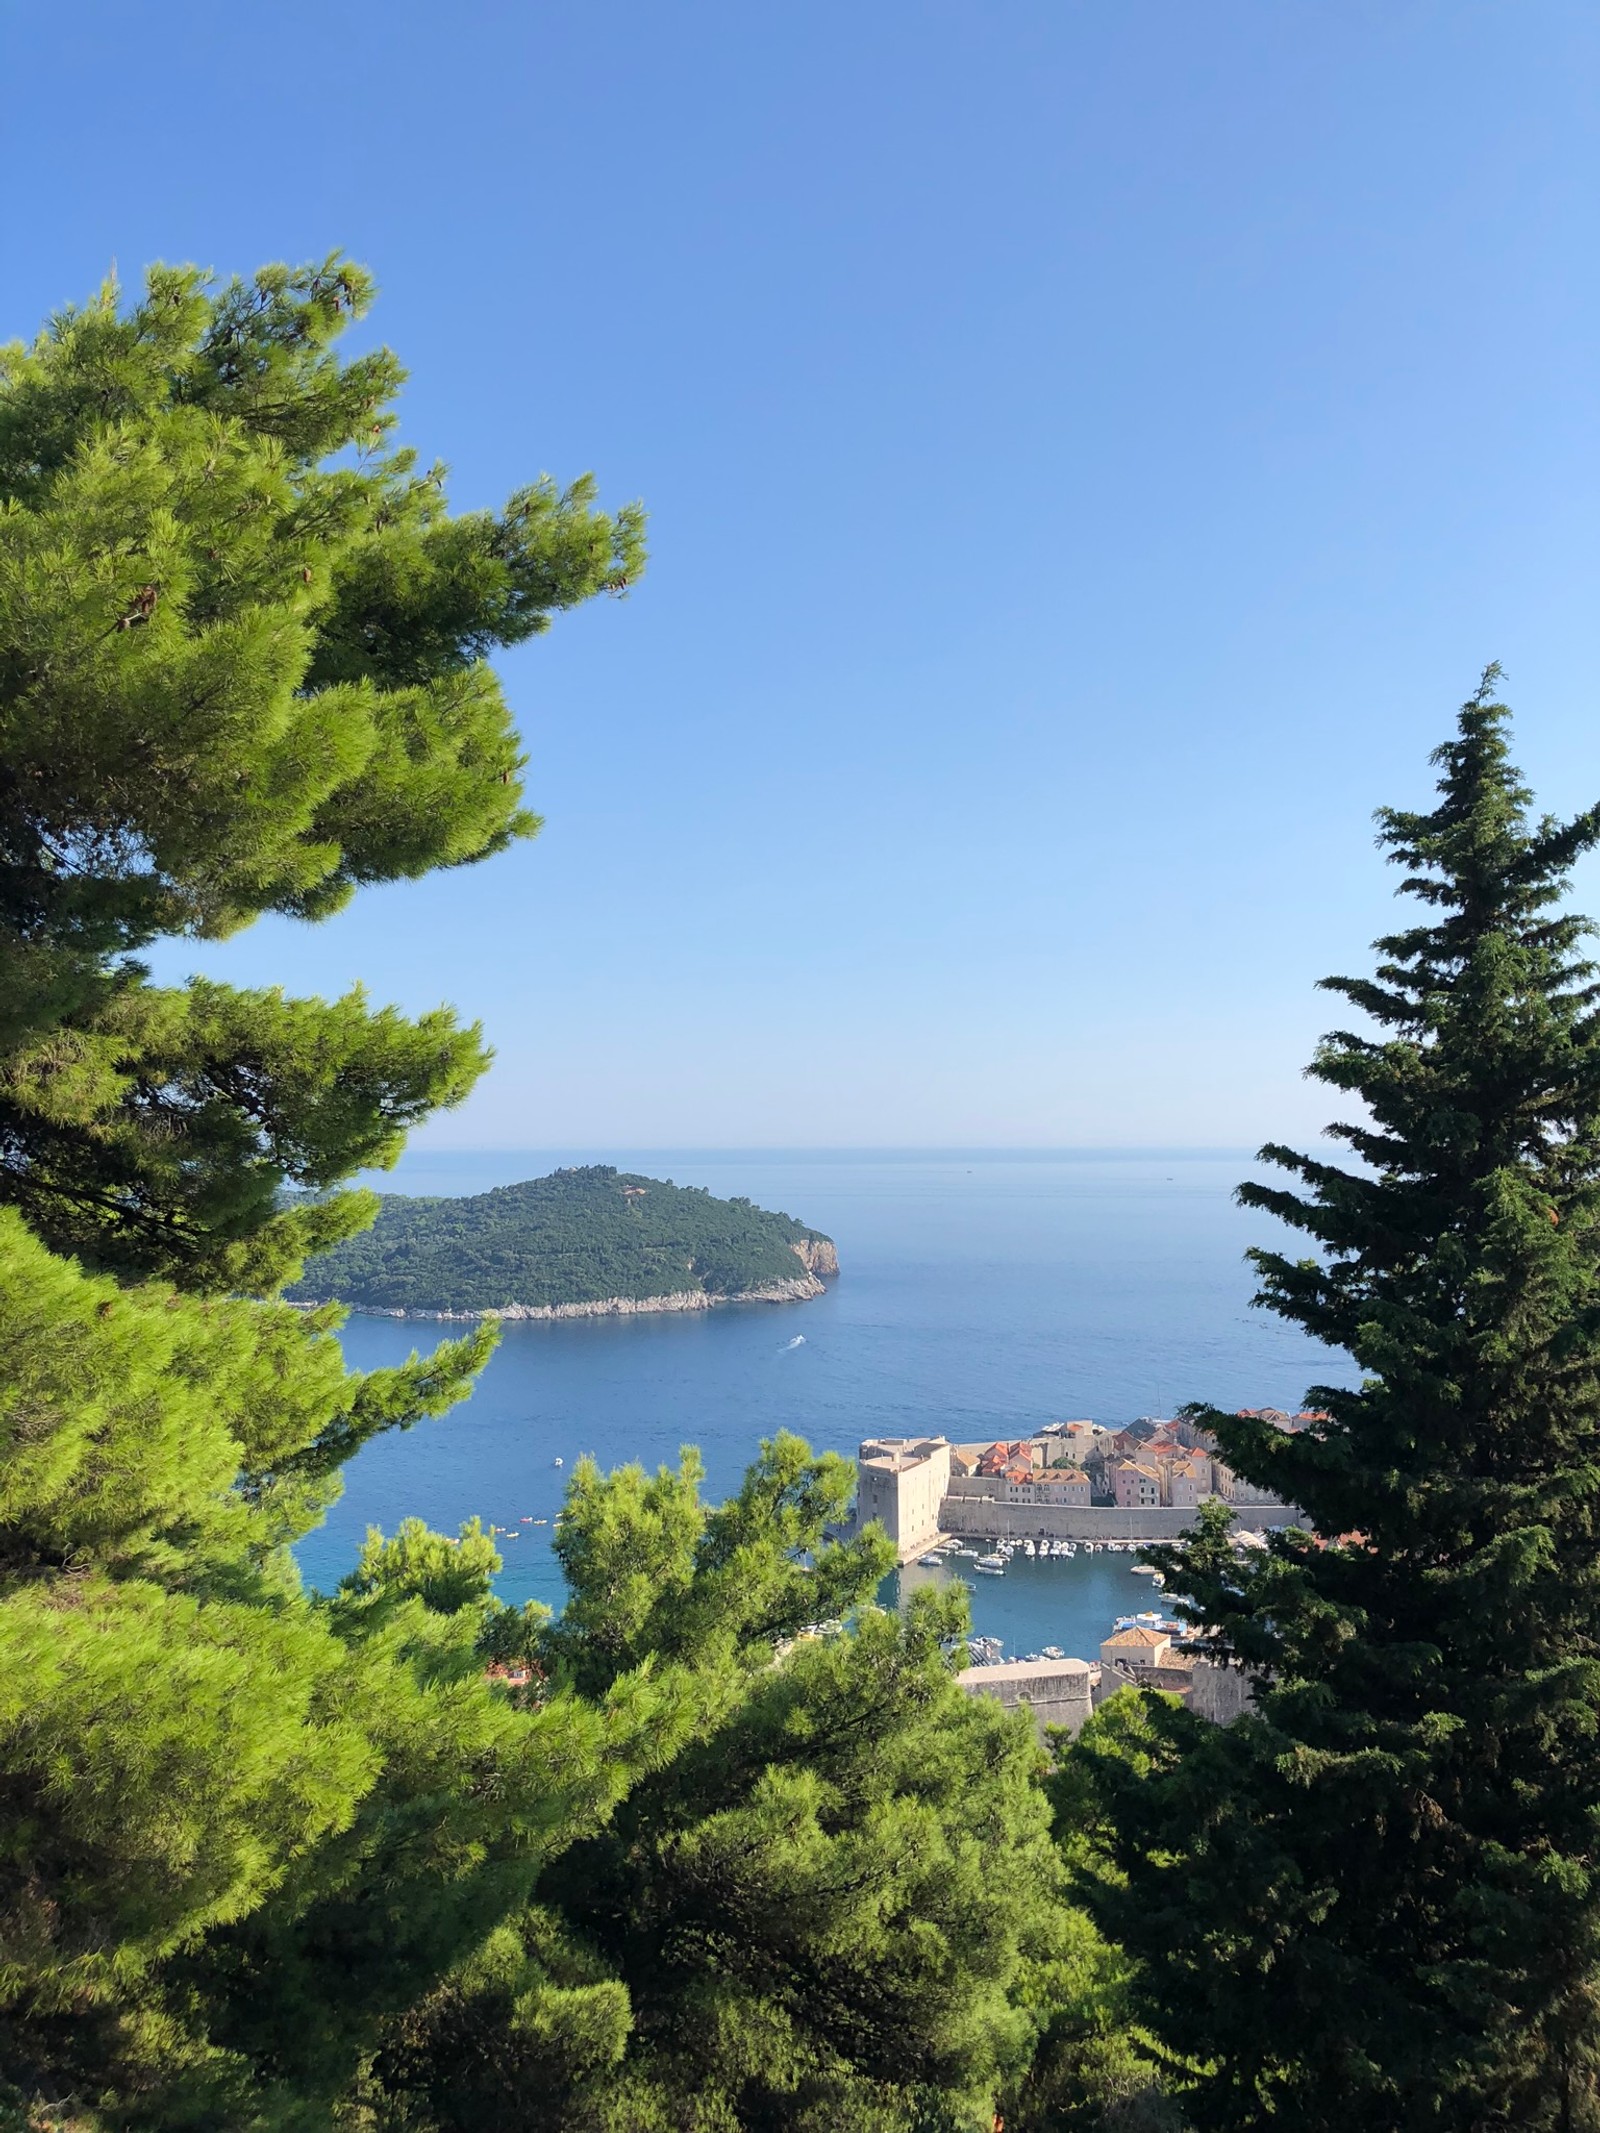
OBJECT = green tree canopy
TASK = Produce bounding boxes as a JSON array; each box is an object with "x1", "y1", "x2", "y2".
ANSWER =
[
  {"x1": 1069, "y1": 672, "x2": 1600, "y2": 2130},
  {"x1": 0, "y1": 255, "x2": 651, "y2": 2128},
  {"x1": 0, "y1": 255, "x2": 643, "y2": 1294},
  {"x1": 368, "y1": 1447, "x2": 1064, "y2": 2133},
  {"x1": 0, "y1": 254, "x2": 1126, "y2": 2133}
]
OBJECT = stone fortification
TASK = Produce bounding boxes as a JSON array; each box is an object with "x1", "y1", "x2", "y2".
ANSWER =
[
  {"x1": 1094, "y1": 1655, "x2": 1256, "y2": 1726},
  {"x1": 957, "y1": 1656, "x2": 1094, "y2": 1740},
  {"x1": 864, "y1": 1425, "x2": 1301, "y2": 1544},
  {"x1": 856, "y1": 1436, "x2": 952, "y2": 1564},
  {"x1": 936, "y1": 1496, "x2": 1300, "y2": 1543}
]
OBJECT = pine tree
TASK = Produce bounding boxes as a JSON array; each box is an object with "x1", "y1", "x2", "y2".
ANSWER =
[
  {"x1": 1066, "y1": 672, "x2": 1600, "y2": 2129},
  {"x1": 0, "y1": 256, "x2": 643, "y2": 1294},
  {"x1": 0, "y1": 258, "x2": 654, "y2": 2126},
  {"x1": 368, "y1": 1441, "x2": 1063, "y2": 2133},
  {"x1": 0, "y1": 259, "x2": 1117, "y2": 2131}
]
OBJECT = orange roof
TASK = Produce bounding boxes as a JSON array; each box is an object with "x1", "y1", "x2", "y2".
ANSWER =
[
  {"x1": 976, "y1": 1438, "x2": 1029, "y2": 1471},
  {"x1": 1105, "y1": 1625, "x2": 1170, "y2": 1646}
]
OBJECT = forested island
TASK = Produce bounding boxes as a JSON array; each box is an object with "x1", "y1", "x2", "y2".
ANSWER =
[{"x1": 287, "y1": 1164, "x2": 839, "y2": 1317}]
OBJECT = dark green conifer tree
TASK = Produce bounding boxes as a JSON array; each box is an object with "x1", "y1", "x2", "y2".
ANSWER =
[{"x1": 1066, "y1": 672, "x2": 1600, "y2": 2130}]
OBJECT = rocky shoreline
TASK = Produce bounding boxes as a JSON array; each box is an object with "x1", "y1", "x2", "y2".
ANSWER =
[{"x1": 333, "y1": 1272, "x2": 827, "y2": 1323}]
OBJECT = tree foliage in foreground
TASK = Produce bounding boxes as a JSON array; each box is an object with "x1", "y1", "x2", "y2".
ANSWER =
[
  {"x1": 0, "y1": 254, "x2": 643, "y2": 1295},
  {"x1": 0, "y1": 254, "x2": 651, "y2": 2125},
  {"x1": 1068, "y1": 673, "x2": 1600, "y2": 2130},
  {"x1": 363, "y1": 1456, "x2": 1063, "y2": 2133},
  {"x1": 0, "y1": 258, "x2": 1134, "y2": 2133}
]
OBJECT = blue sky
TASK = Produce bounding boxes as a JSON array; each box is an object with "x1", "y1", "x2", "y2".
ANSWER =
[{"x1": 3, "y1": 2, "x2": 1595, "y2": 1148}]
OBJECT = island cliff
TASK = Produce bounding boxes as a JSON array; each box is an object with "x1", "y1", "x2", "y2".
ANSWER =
[{"x1": 287, "y1": 1165, "x2": 838, "y2": 1320}]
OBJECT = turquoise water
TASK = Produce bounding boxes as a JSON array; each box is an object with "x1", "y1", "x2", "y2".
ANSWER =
[{"x1": 301, "y1": 1149, "x2": 1354, "y2": 1661}]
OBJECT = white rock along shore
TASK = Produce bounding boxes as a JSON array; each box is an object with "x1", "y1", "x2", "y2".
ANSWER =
[{"x1": 328, "y1": 1274, "x2": 826, "y2": 1322}]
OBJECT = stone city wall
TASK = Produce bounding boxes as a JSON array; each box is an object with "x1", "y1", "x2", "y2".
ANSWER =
[
  {"x1": 936, "y1": 1497, "x2": 1300, "y2": 1544},
  {"x1": 1093, "y1": 1656, "x2": 1257, "y2": 1726},
  {"x1": 957, "y1": 1657, "x2": 1094, "y2": 1741}
]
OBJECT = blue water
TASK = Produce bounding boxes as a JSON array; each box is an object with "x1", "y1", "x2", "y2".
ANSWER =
[{"x1": 301, "y1": 1149, "x2": 1356, "y2": 1660}]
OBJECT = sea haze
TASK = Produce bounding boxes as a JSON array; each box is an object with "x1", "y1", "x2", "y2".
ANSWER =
[{"x1": 301, "y1": 1149, "x2": 1356, "y2": 1658}]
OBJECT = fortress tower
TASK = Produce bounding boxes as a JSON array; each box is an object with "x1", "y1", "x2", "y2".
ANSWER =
[{"x1": 855, "y1": 1437, "x2": 952, "y2": 1564}]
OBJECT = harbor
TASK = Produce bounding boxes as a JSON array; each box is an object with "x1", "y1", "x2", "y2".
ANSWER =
[{"x1": 883, "y1": 1533, "x2": 1173, "y2": 1677}]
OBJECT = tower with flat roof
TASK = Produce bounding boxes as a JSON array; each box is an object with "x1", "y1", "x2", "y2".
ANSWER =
[{"x1": 855, "y1": 1437, "x2": 952, "y2": 1564}]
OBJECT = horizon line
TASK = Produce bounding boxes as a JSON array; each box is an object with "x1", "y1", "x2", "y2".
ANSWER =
[{"x1": 386, "y1": 1143, "x2": 1280, "y2": 1159}]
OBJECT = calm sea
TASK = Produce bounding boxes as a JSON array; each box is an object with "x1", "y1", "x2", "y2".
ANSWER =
[{"x1": 300, "y1": 1149, "x2": 1356, "y2": 1663}]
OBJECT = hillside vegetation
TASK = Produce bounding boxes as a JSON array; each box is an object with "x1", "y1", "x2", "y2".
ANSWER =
[{"x1": 287, "y1": 1165, "x2": 837, "y2": 1314}]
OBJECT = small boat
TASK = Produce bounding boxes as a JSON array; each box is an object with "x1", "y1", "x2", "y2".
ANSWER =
[
  {"x1": 975, "y1": 1553, "x2": 1005, "y2": 1571},
  {"x1": 971, "y1": 1562, "x2": 1004, "y2": 1575},
  {"x1": 553, "y1": 1457, "x2": 564, "y2": 1468}
]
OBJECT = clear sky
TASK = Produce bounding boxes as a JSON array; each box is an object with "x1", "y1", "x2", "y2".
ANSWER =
[{"x1": 3, "y1": 2, "x2": 1595, "y2": 1149}]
